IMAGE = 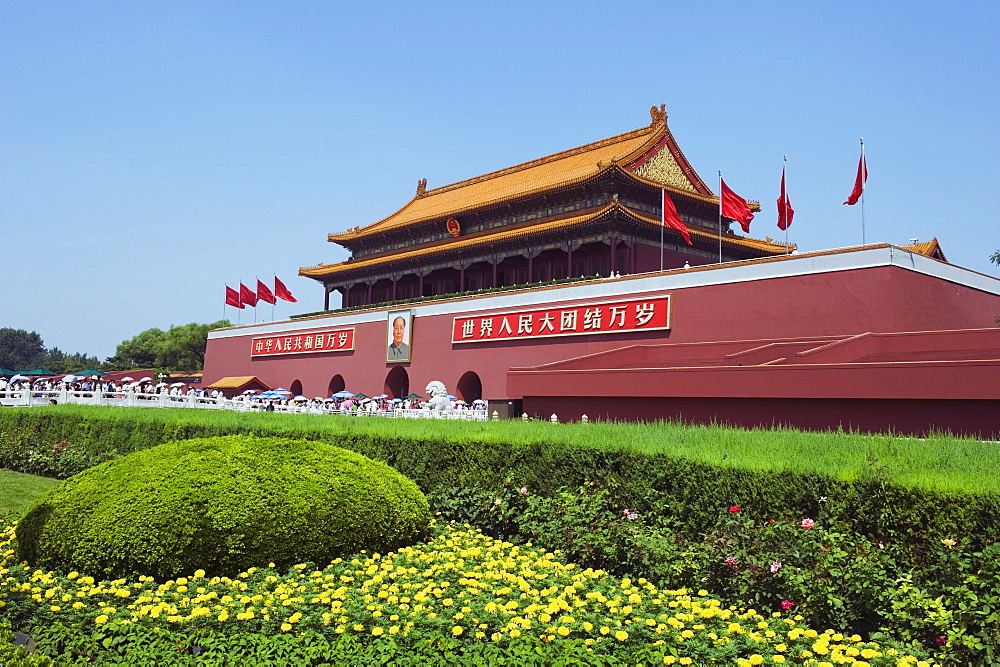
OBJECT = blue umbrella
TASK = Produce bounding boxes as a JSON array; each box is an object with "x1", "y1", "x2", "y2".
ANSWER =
[{"x1": 332, "y1": 390, "x2": 354, "y2": 398}]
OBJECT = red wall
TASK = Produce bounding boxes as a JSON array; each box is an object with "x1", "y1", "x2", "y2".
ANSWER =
[{"x1": 204, "y1": 260, "x2": 1000, "y2": 402}]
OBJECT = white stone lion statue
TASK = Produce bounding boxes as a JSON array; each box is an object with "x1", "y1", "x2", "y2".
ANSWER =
[{"x1": 425, "y1": 380, "x2": 453, "y2": 417}]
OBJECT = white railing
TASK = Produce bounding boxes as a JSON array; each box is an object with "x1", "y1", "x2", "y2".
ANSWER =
[{"x1": 0, "y1": 388, "x2": 489, "y2": 421}]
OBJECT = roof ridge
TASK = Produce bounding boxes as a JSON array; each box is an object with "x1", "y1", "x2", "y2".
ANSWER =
[
  {"x1": 424, "y1": 125, "x2": 657, "y2": 196},
  {"x1": 329, "y1": 124, "x2": 659, "y2": 241}
]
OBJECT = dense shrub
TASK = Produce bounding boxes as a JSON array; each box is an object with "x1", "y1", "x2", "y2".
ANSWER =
[
  {"x1": 0, "y1": 425, "x2": 113, "y2": 478},
  {"x1": 15, "y1": 435, "x2": 430, "y2": 580}
]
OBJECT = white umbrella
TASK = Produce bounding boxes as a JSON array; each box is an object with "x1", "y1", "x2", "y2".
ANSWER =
[
  {"x1": 155, "y1": 382, "x2": 168, "y2": 387},
  {"x1": 170, "y1": 382, "x2": 186, "y2": 387},
  {"x1": 9, "y1": 375, "x2": 29, "y2": 382},
  {"x1": 293, "y1": 395, "x2": 308, "y2": 401},
  {"x1": 136, "y1": 377, "x2": 152, "y2": 383},
  {"x1": 121, "y1": 376, "x2": 135, "y2": 382},
  {"x1": 242, "y1": 389, "x2": 258, "y2": 394},
  {"x1": 62, "y1": 374, "x2": 78, "y2": 382}
]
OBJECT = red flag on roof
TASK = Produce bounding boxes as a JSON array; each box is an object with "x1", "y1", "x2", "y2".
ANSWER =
[
  {"x1": 225, "y1": 285, "x2": 244, "y2": 309},
  {"x1": 239, "y1": 283, "x2": 258, "y2": 308},
  {"x1": 777, "y1": 165, "x2": 794, "y2": 230},
  {"x1": 661, "y1": 189, "x2": 692, "y2": 245},
  {"x1": 274, "y1": 276, "x2": 297, "y2": 303},
  {"x1": 256, "y1": 278, "x2": 276, "y2": 305},
  {"x1": 843, "y1": 149, "x2": 867, "y2": 205},
  {"x1": 720, "y1": 179, "x2": 754, "y2": 233}
]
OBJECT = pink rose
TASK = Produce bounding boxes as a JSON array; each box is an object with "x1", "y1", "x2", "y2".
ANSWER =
[
  {"x1": 801, "y1": 518, "x2": 815, "y2": 529},
  {"x1": 729, "y1": 505, "x2": 741, "y2": 513},
  {"x1": 781, "y1": 600, "x2": 793, "y2": 610}
]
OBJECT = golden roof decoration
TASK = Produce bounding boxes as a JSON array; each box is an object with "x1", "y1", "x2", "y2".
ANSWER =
[{"x1": 328, "y1": 107, "x2": 718, "y2": 244}]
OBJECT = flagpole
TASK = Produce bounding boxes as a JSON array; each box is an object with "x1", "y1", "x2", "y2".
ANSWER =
[
  {"x1": 717, "y1": 171, "x2": 723, "y2": 263},
  {"x1": 783, "y1": 156, "x2": 789, "y2": 254},
  {"x1": 271, "y1": 272, "x2": 276, "y2": 321},
  {"x1": 660, "y1": 190, "x2": 665, "y2": 271},
  {"x1": 859, "y1": 137, "x2": 866, "y2": 245}
]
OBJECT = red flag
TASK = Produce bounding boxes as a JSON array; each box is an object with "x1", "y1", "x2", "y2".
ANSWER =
[
  {"x1": 256, "y1": 278, "x2": 276, "y2": 305},
  {"x1": 843, "y1": 152, "x2": 867, "y2": 205},
  {"x1": 777, "y1": 165, "x2": 794, "y2": 230},
  {"x1": 225, "y1": 285, "x2": 244, "y2": 309},
  {"x1": 662, "y1": 189, "x2": 692, "y2": 245},
  {"x1": 239, "y1": 282, "x2": 258, "y2": 308},
  {"x1": 720, "y1": 179, "x2": 754, "y2": 233},
  {"x1": 274, "y1": 276, "x2": 297, "y2": 303}
]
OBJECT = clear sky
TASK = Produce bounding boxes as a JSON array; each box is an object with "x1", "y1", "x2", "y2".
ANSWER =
[{"x1": 3, "y1": 1, "x2": 999, "y2": 361}]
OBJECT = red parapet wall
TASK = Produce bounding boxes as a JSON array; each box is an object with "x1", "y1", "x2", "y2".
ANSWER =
[{"x1": 204, "y1": 246, "x2": 1000, "y2": 430}]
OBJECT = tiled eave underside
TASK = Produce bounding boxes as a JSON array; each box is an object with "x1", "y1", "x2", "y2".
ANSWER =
[{"x1": 301, "y1": 204, "x2": 787, "y2": 284}]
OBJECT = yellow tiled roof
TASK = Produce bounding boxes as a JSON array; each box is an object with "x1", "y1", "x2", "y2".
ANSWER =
[
  {"x1": 899, "y1": 238, "x2": 946, "y2": 261},
  {"x1": 302, "y1": 203, "x2": 787, "y2": 280},
  {"x1": 330, "y1": 111, "x2": 718, "y2": 244},
  {"x1": 206, "y1": 376, "x2": 271, "y2": 390}
]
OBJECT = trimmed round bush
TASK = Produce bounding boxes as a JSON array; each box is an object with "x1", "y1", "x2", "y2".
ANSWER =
[{"x1": 16, "y1": 435, "x2": 430, "y2": 580}]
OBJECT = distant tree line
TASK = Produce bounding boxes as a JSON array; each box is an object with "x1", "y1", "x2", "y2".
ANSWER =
[
  {"x1": 0, "y1": 320, "x2": 230, "y2": 374},
  {"x1": 0, "y1": 328, "x2": 100, "y2": 374}
]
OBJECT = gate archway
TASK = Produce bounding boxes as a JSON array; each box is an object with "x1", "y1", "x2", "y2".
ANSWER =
[
  {"x1": 384, "y1": 366, "x2": 409, "y2": 400},
  {"x1": 457, "y1": 371, "x2": 482, "y2": 403},
  {"x1": 328, "y1": 374, "x2": 345, "y2": 396}
]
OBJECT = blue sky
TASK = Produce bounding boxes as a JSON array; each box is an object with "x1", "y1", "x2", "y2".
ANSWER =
[{"x1": 3, "y1": 1, "x2": 999, "y2": 360}]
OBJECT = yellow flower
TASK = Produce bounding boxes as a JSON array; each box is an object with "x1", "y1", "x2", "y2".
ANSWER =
[
  {"x1": 772, "y1": 657, "x2": 786, "y2": 664},
  {"x1": 679, "y1": 659, "x2": 693, "y2": 666},
  {"x1": 557, "y1": 626, "x2": 570, "y2": 637},
  {"x1": 614, "y1": 630, "x2": 629, "y2": 641},
  {"x1": 281, "y1": 623, "x2": 292, "y2": 632},
  {"x1": 94, "y1": 615, "x2": 108, "y2": 624},
  {"x1": 371, "y1": 627, "x2": 384, "y2": 636},
  {"x1": 452, "y1": 626, "x2": 463, "y2": 636}
]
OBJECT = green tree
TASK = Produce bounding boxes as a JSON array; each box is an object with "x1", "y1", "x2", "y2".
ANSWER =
[
  {"x1": 108, "y1": 328, "x2": 165, "y2": 368},
  {"x1": 0, "y1": 328, "x2": 45, "y2": 371},
  {"x1": 107, "y1": 320, "x2": 230, "y2": 371}
]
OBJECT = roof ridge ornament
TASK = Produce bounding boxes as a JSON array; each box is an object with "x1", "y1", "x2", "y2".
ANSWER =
[
  {"x1": 416, "y1": 178, "x2": 428, "y2": 198},
  {"x1": 649, "y1": 104, "x2": 667, "y2": 126}
]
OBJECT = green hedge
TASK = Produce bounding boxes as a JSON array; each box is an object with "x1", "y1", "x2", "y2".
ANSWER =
[
  {"x1": 16, "y1": 435, "x2": 430, "y2": 579},
  {"x1": 2, "y1": 406, "x2": 998, "y2": 549}
]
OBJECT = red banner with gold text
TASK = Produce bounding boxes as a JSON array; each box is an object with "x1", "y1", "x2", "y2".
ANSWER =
[
  {"x1": 251, "y1": 328, "x2": 355, "y2": 357},
  {"x1": 451, "y1": 296, "x2": 670, "y2": 343}
]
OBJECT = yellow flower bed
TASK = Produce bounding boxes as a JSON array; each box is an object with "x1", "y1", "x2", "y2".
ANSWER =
[{"x1": 0, "y1": 520, "x2": 932, "y2": 665}]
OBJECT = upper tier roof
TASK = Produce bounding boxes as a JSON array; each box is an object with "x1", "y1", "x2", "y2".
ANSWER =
[{"x1": 329, "y1": 105, "x2": 718, "y2": 244}]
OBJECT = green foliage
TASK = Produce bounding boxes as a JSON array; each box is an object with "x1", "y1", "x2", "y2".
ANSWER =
[
  {"x1": 15, "y1": 435, "x2": 430, "y2": 580},
  {"x1": 0, "y1": 328, "x2": 99, "y2": 374},
  {"x1": 0, "y1": 328, "x2": 46, "y2": 371},
  {"x1": 106, "y1": 320, "x2": 230, "y2": 370},
  {"x1": 0, "y1": 425, "x2": 114, "y2": 479}
]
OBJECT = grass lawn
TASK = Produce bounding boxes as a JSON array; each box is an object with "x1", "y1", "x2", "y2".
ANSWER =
[{"x1": 0, "y1": 469, "x2": 59, "y2": 516}]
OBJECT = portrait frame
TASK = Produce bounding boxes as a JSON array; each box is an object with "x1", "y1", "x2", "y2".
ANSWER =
[{"x1": 386, "y1": 310, "x2": 413, "y2": 363}]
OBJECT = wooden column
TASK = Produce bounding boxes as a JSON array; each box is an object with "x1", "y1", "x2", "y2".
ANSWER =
[
  {"x1": 391, "y1": 276, "x2": 398, "y2": 301},
  {"x1": 492, "y1": 256, "x2": 498, "y2": 288},
  {"x1": 459, "y1": 264, "x2": 466, "y2": 292},
  {"x1": 324, "y1": 285, "x2": 331, "y2": 311},
  {"x1": 418, "y1": 273, "x2": 424, "y2": 297},
  {"x1": 366, "y1": 282, "x2": 373, "y2": 305},
  {"x1": 567, "y1": 244, "x2": 574, "y2": 277},
  {"x1": 610, "y1": 236, "x2": 617, "y2": 276},
  {"x1": 527, "y1": 253, "x2": 534, "y2": 284}
]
